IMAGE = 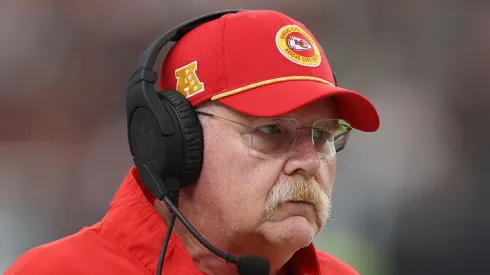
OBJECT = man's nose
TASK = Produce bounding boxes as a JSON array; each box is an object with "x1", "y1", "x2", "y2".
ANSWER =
[{"x1": 283, "y1": 135, "x2": 321, "y2": 179}]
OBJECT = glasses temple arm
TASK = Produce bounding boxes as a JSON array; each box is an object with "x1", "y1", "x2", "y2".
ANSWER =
[{"x1": 195, "y1": 111, "x2": 255, "y2": 129}]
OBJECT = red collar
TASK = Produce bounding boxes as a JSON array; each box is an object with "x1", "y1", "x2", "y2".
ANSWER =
[{"x1": 100, "y1": 167, "x2": 322, "y2": 275}]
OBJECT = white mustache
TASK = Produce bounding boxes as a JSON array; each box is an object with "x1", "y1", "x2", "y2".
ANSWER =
[{"x1": 264, "y1": 177, "x2": 331, "y2": 224}]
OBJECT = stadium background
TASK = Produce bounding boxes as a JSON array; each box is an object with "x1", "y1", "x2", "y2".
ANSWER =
[{"x1": 1, "y1": 0, "x2": 489, "y2": 274}]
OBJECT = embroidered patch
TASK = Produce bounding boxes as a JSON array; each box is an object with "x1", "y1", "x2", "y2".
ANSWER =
[
  {"x1": 275, "y1": 25, "x2": 321, "y2": 67},
  {"x1": 174, "y1": 61, "x2": 205, "y2": 98}
]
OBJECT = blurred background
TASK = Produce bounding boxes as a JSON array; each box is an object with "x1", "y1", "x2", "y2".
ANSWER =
[{"x1": 1, "y1": 0, "x2": 489, "y2": 274}]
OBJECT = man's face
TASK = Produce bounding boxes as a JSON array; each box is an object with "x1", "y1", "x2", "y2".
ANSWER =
[{"x1": 188, "y1": 99, "x2": 337, "y2": 253}]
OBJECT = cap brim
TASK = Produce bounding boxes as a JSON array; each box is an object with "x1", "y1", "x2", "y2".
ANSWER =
[{"x1": 216, "y1": 80, "x2": 380, "y2": 132}]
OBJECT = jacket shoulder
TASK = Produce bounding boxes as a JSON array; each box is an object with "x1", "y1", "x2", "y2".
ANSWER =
[
  {"x1": 5, "y1": 245, "x2": 63, "y2": 274},
  {"x1": 4, "y1": 226, "x2": 106, "y2": 274},
  {"x1": 315, "y1": 250, "x2": 360, "y2": 275}
]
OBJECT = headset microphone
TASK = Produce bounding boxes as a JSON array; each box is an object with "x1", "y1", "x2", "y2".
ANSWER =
[
  {"x1": 126, "y1": 9, "x2": 271, "y2": 275},
  {"x1": 236, "y1": 256, "x2": 271, "y2": 275}
]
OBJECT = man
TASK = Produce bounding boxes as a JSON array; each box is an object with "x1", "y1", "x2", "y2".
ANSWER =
[{"x1": 5, "y1": 9, "x2": 379, "y2": 275}]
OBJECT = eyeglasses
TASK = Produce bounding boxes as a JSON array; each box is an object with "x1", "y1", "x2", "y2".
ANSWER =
[{"x1": 196, "y1": 111, "x2": 352, "y2": 156}]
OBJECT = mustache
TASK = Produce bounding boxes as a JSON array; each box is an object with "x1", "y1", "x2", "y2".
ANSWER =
[{"x1": 264, "y1": 177, "x2": 331, "y2": 224}]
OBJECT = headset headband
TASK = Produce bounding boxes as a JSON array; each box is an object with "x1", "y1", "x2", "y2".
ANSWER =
[{"x1": 127, "y1": 10, "x2": 244, "y2": 88}]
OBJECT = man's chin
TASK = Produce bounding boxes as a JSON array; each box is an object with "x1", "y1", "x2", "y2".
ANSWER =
[{"x1": 258, "y1": 217, "x2": 318, "y2": 249}]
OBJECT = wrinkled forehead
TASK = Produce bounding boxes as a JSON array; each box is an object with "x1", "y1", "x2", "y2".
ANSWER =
[
  {"x1": 198, "y1": 97, "x2": 337, "y2": 123},
  {"x1": 283, "y1": 98, "x2": 338, "y2": 121},
  {"x1": 243, "y1": 98, "x2": 338, "y2": 125}
]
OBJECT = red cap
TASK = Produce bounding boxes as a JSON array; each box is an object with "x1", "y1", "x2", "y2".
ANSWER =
[{"x1": 160, "y1": 10, "x2": 380, "y2": 132}]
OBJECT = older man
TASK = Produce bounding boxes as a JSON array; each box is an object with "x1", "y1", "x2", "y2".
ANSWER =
[{"x1": 5, "y1": 9, "x2": 379, "y2": 275}]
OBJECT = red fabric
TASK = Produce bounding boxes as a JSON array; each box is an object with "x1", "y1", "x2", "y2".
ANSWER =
[
  {"x1": 5, "y1": 167, "x2": 360, "y2": 275},
  {"x1": 159, "y1": 10, "x2": 379, "y2": 132}
]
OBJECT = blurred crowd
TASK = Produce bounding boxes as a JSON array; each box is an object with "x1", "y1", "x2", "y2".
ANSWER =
[{"x1": 1, "y1": 0, "x2": 489, "y2": 274}]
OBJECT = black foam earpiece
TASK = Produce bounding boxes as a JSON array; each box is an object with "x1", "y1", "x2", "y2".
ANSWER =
[
  {"x1": 156, "y1": 90, "x2": 204, "y2": 188},
  {"x1": 127, "y1": 89, "x2": 204, "y2": 200}
]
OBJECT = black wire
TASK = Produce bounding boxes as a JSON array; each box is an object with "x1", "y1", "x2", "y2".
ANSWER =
[{"x1": 156, "y1": 211, "x2": 177, "y2": 275}]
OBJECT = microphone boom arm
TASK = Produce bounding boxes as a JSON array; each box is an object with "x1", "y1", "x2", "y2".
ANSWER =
[{"x1": 162, "y1": 196, "x2": 239, "y2": 264}]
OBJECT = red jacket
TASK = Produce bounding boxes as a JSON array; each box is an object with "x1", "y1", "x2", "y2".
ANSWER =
[{"x1": 5, "y1": 167, "x2": 359, "y2": 275}]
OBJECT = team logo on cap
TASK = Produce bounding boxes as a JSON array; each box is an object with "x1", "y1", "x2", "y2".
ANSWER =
[
  {"x1": 175, "y1": 61, "x2": 205, "y2": 98},
  {"x1": 275, "y1": 25, "x2": 321, "y2": 67}
]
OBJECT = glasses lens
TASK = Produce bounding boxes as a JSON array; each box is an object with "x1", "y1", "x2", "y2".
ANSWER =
[
  {"x1": 251, "y1": 118, "x2": 352, "y2": 155},
  {"x1": 251, "y1": 118, "x2": 299, "y2": 154},
  {"x1": 334, "y1": 120, "x2": 352, "y2": 153},
  {"x1": 312, "y1": 119, "x2": 352, "y2": 155}
]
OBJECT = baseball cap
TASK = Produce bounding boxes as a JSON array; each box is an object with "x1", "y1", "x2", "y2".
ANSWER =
[{"x1": 159, "y1": 10, "x2": 380, "y2": 132}]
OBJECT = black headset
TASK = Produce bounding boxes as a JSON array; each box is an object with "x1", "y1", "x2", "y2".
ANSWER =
[
  {"x1": 125, "y1": 9, "x2": 339, "y2": 204},
  {"x1": 126, "y1": 10, "x2": 243, "y2": 203}
]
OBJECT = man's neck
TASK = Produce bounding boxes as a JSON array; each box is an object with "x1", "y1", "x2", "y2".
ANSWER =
[
  {"x1": 181, "y1": 234, "x2": 288, "y2": 275},
  {"x1": 154, "y1": 201, "x2": 291, "y2": 275}
]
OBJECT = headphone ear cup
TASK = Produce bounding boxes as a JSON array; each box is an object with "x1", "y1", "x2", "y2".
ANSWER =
[{"x1": 157, "y1": 90, "x2": 204, "y2": 188}]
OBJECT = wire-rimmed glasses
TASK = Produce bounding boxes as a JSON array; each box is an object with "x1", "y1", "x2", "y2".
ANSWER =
[{"x1": 196, "y1": 111, "x2": 352, "y2": 156}]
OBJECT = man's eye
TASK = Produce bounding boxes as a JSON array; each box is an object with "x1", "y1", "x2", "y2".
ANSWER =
[
  {"x1": 257, "y1": 124, "x2": 283, "y2": 134},
  {"x1": 313, "y1": 129, "x2": 334, "y2": 141}
]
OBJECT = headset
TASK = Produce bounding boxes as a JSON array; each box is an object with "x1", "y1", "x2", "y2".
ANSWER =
[
  {"x1": 125, "y1": 9, "x2": 338, "y2": 275},
  {"x1": 125, "y1": 11, "x2": 240, "y2": 204}
]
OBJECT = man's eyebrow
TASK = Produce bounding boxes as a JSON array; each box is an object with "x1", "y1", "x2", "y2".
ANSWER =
[
  {"x1": 241, "y1": 113, "x2": 261, "y2": 124},
  {"x1": 310, "y1": 119, "x2": 340, "y2": 129}
]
